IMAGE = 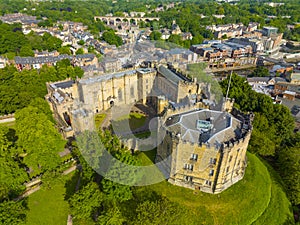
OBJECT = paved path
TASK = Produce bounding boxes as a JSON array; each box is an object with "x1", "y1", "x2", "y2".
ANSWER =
[
  {"x1": 0, "y1": 117, "x2": 15, "y2": 123},
  {"x1": 14, "y1": 186, "x2": 41, "y2": 201},
  {"x1": 62, "y1": 165, "x2": 77, "y2": 175}
]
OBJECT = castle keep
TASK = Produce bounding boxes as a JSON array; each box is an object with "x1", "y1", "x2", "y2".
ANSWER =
[
  {"x1": 46, "y1": 64, "x2": 253, "y2": 194},
  {"x1": 157, "y1": 108, "x2": 253, "y2": 194}
]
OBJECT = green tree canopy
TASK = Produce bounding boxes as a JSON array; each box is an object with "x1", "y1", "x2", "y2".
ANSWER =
[
  {"x1": 249, "y1": 66, "x2": 270, "y2": 77},
  {"x1": 0, "y1": 200, "x2": 27, "y2": 225},
  {"x1": 75, "y1": 48, "x2": 84, "y2": 55},
  {"x1": 19, "y1": 45, "x2": 34, "y2": 57},
  {"x1": 15, "y1": 106, "x2": 65, "y2": 175},
  {"x1": 149, "y1": 31, "x2": 162, "y2": 41},
  {"x1": 69, "y1": 182, "x2": 104, "y2": 220},
  {"x1": 101, "y1": 31, "x2": 123, "y2": 47}
]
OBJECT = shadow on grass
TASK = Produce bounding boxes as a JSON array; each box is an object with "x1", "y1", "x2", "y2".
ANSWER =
[
  {"x1": 142, "y1": 148, "x2": 157, "y2": 163},
  {"x1": 64, "y1": 171, "x2": 80, "y2": 201}
]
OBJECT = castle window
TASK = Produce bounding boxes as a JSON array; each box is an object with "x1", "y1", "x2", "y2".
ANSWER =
[
  {"x1": 237, "y1": 160, "x2": 241, "y2": 166},
  {"x1": 209, "y1": 158, "x2": 217, "y2": 165},
  {"x1": 191, "y1": 153, "x2": 198, "y2": 161},
  {"x1": 184, "y1": 164, "x2": 193, "y2": 171},
  {"x1": 209, "y1": 170, "x2": 214, "y2": 176},
  {"x1": 184, "y1": 176, "x2": 193, "y2": 182},
  {"x1": 226, "y1": 166, "x2": 230, "y2": 173},
  {"x1": 146, "y1": 85, "x2": 149, "y2": 90},
  {"x1": 146, "y1": 79, "x2": 148, "y2": 84},
  {"x1": 205, "y1": 180, "x2": 212, "y2": 186},
  {"x1": 228, "y1": 156, "x2": 233, "y2": 163}
]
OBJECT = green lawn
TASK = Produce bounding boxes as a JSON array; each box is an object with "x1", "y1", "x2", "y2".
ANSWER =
[
  {"x1": 26, "y1": 172, "x2": 78, "y2": 225},
  {"x1": 136, "y1": 152, "x2": 293, "y2": 225},
  {"x1": 111, "y1": 113, "x2": 147, "y2": 133}
]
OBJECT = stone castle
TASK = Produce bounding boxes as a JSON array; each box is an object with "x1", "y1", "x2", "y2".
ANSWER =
[{"x1": 46, "y1": 63, "x2": 253, "y2": 194}]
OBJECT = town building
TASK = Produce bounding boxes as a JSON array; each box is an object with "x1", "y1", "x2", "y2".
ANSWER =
[{"x1": 14, "y1": 54, "x2": 98, "y2": 71}]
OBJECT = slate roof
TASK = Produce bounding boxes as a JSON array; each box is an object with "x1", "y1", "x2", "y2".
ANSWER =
[
  {"x1": 165, "y1": 109, "x2": 243, "y2": 146},
  {"x1": 158, "y1": 65, "x2": 187, "y2": 85}
]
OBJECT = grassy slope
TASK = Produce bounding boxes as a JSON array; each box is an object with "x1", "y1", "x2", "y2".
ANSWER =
[
  {"x1": 137, "y1": 152, "x2": 293, "y2": 225},
  {"x1": 26, "y1": 172, "x2": 77, "y2": 225},
  {"x1": 252, "y1": 159, "x2": 294, "y2": 225}
]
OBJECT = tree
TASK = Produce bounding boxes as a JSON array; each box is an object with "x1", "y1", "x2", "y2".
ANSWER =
[
  {"x1": 75, "y1": 48, "x2": 84, "y2": 55},
  {"x1": 74, "y1": 66, "x2": 84, "y2": 79},
  {"x1": 19, "y1": 45, "x2": 34, "y2": 57},
  {"x1": 15, "y1": 106, "x2": 65, "y2": 174},
  {"x1": 278, "y1": 140, "x2": 300, "y2": 205},
  {"x1": 102, "y1": 31, "x2": 123, "y2": 47},
  {"x1": 249, "y1": 66, "x2": 270, "y2": 77},
  {"x1": 0, "y1": 200, "x2": 27, "y2": 225},
  {"x1": 77, "y1": 40, "x2": 85, "y2": 46},
  {"x1": 167, "y1": 34, "x2": 182, "y2": 45},
  {"x1": 58, "y1": 46, "x2": 71, "y2": 55},
  {"x1": 191, "y1": 34, "x2": 204, "y2": 45},
  {"x1": 69, "y1": 182, "x2": 104, "y2": 220},
  {"x1": 0, "y1": 125, "x2": 27, "y2": 200},
  {"x1": 29, "y1": 97, "x2": 54, "y2": 122},
  {"x1": 96, "y1": 206, "x2": 125, "y2": 225},
  {"x1": 38, "y1": 19, "x2": 53, "y2": 27},
  {"x1": 56, "y1": 58, "x2": 71, "y2": 68},
  {"x1": 248, "y1": 129, "x2": 276, "y2": 156},
  {"x1": 42, "y1": 33, "x2": 62, "y2": 51},
  {"x1": 149, "y1": 31, "x2": 162, "y2": 41}
]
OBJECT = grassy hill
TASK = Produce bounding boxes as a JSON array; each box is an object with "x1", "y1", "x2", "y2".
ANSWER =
[{"x1": 136, "y1": 152, "x2": 294, "y2": 225}]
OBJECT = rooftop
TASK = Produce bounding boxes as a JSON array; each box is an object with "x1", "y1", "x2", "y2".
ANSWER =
[
  {"x1": 50, "y1": 80, "x2": 75, "y2": 90},
  {"x1": 158, "y1": 65, "x2": 188, "y2": 85},
  {"x1": 79, "y1": 69, "x2": 137, "y2": 85},
  {"x1": 165, "y1": 109, "x2": 243, "y2": 146}
]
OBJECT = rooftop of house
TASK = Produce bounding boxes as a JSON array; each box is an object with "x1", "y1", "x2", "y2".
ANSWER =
[
  {"x1": 291, "y1": 71, "x2": 300, "y2": 80},
  {"x1": 167, "y1": 48, "x2": 194, "y2": 55},
  {"x1": 165, "y1": 109, "x2": 244, "y2": 146},
  {"x1": 15, "y1": 54, "x2": 96, "y2": 65},
  {"x1": 276, "y1": 82, "x2": 300, "y2": 93},
  {"x1": 283, "y1": 90, "x2": 296, "y2": 95},
  {"x1": 247, "y1": 77, "x2": 270, "y2": 83},
  {"x1": 225, "y1": 42, "x2": 250, "y2": 50}
]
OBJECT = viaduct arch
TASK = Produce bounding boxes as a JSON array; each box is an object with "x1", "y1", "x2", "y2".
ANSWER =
[{"x1": 94, "y1": 16, "x2": 160, "y2": 26}]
